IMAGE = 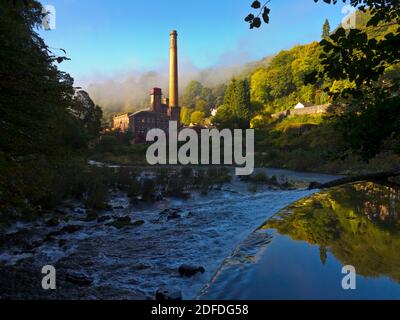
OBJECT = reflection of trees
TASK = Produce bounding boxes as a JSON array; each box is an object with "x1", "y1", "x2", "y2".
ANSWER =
[
  {"x1": 262, "y1": 183, "x2": 400, "y2": 282},
  {"x1": 354, "y1": 184, "x2": 399, "y2": 224}
]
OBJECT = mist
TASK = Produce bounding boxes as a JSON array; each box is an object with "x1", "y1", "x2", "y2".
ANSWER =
[{"x1": 82, "y1": 60, "x2": 260, "y2": 116}]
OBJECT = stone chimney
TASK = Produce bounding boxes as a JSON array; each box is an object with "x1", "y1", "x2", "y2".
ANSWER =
[
  {"x1": 169, "y1": 30, "x2": 181, "y2": 126},
  {"x1": 150, "y1": 87, "x2": 162, "y2": 113},
  {"x1": 169, "y1": 30, "x2": 179, "y2": 108}
]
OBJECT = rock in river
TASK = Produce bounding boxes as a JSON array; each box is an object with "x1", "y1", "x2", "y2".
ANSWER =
[
  {"x1": 65, "y1": 272, "x2": 93, "y2": 286},
  {"x1": 132, "y1": 220, "x2": 145, "y2": 227},
  {"x1": 158, "y1": 208, "x2": 192, "y2": 222},
  {"x1": 108, "y1": 216, "x2": 132, "y2": 229},
  {"x1": 97, "y1": 215, "x2": 112, "y2": 223},
  {"x1": 45, "y1": 216, "x2": 60, "y2": 227},
  {"x1": 61, "y1": 225, "x2": 84, "y2": 234},
  {"x1": 178, "y1": 264, "x2": 205, "y2": 278},
  {"x1": 156, "y1": 287, "x2": 182, "y2": 301}
]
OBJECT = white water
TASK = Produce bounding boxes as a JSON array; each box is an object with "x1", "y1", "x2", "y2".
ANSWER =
[{"x1": 0, "y1": 169, "x2": 338, "y2": 299}]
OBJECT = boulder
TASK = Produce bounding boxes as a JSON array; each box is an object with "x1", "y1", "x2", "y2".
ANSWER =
[
  {"x1": 97, "y1": 215, "x2": 112, "y2": 223},
  {"x1": 159, "y1": 208, "x2": 183, "y2": 221},
  {"x1": 84, "y1": 210, "x2": 98, "y2": 222},
  {"x1": 45, "y1": 216, "x2": 60, "y2": 227},
  {"x1": 60, "y1": 225, "x2": 83, "y2": 234},
  {"x1": 132, "y1": 220, "x2": 145, "y2": 227},
  {"x1": 58, "y1": 239, "x2": 67, "y2": 247},
  {"x1": 108, "y1": 216, "x2": 132, "y2": 229},
  {"x1": 178, "y1": 264, "x2": 205, "y2": 278},
  {"x1": 65, "y1": 272, "x2": 93, "y2": 286},
  {"x1": 156, "y1": 287, "x2": 182, "y2": 301},
  {"x1": 73, "y1": 208, "x2": 86, "y2": 215}
]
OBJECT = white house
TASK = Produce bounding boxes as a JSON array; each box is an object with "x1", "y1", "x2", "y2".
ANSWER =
[
  {"x1": 294, "y1": 102, "x2": 313, "y2": 109},
  {"x1": 294, "y1": 102, "x2": 305, "y2": 109}
]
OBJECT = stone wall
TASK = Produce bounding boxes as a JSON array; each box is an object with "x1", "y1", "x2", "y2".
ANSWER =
[
  {"x1": 272, "y1": 104, "x2": 331, "y2": 119},
  {"x1": 289, "y1": 104, "x2": 331, "y2": 116}
]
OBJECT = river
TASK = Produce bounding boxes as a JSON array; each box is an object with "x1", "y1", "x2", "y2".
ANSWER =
[{"x1": 0, "y1": 168, "x2": 339, "y2": 300}]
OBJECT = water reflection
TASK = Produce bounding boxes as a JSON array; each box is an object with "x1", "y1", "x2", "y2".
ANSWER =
[
  {"x1": 200, "y1": 182, "x2": 400, "y2": 300},
  {"x1": 263, "y1": 183, "x2": 400, "y2": 281}
]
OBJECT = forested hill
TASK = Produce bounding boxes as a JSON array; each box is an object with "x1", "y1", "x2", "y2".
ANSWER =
[
  {"x1": 176, "y1": 9, "x2": 399, "y2": 174},
  {"x1": 180, "y1": 10, "x2": 399, "y2": 125}
]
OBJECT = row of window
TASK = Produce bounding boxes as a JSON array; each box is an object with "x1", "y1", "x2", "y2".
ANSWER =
[{"x1": 139, "y1": 117, "x2": 167, "y2": 125}]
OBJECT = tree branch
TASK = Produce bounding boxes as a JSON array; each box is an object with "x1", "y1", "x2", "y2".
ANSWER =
[{"x1": 309, "y1": 170, "x2": 400, "y2": 190}]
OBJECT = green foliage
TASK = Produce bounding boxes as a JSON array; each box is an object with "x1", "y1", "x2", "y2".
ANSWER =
[
  {"x1": 181, "y1": 80, "x2": 204, "y2": 108},
  {"x1": 213, "y1": 79, "x2": 252, "y2": 129},
  {"x1": 246, "y1": 2, "x2": 400, "y2": 162},
  {"x1": 0, "y1": 1, "x2": 103, "y2": 216},
  {"x1": 181, "y1": 80, "x2": 222, "y2": 113},
  {"x1": 250, "y1": 114, "x2": 272, "y2": 129},
  {"x1": 250, "y1": 42, "x2": 329, "y2": 113},
  {"x1": 96, "y1": 135, "x2": 119, "y2": 153},
  {"x1": 180, "y1": 106, "x2": 193, "y2": 126},
  {"x1": 195, "y1": 99, "x2": 210, "y2": 116},
  {"x1": 322, "y1": 19, "x2": 330, "y2": 39},
  {"x1": 83, "y1": 170, "x2": 110, "y2": 210},
  {"x1": 71, "y1": 90, "x2": 103, "y2": 140},
  {"x1": 190, "y1": 111, "x2": 206, "y2": 125},
  {"x1": 318, "y1": 11, "x2": 400, "y2": 160}
]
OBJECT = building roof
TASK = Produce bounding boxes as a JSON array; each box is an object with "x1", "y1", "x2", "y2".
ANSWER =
[
  {"x1": 113, "y1": 112, "x2": 132, "y2": 118},
  {"x1": 130, "y1": 109, "x2": 151, "y2": 116},
  {"x1": 129, "y1": 109, "x2": 169, "y2": 118}
]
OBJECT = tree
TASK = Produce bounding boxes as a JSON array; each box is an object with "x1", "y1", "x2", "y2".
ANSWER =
[
  {"x1": 212, "y1": 83, "x2": 228, "y2": 108},
  {"x1": 322, "y1": 19, "x2": 331, "y2": 39},
  {"x1": 195, "y1": 99, "x2": 210, "y2": 116},
  {"x1": 71, "y1": 90, "x2": 103, "y2": 140},
  {"x1": 0, "y1": 0, "x2": 103, "y2": 213},
  {"x1": 181, "y1": 106, "x2": 193, "y2": 126},
  {"x1": 246, "y1": 0, "x2": 400, "y2": 161},
  {"x1": 213, "y1": 79, "x2": 252, "y2": 129},
  {"x1": 224, "y1": 79, "x2": 251, "y2": 122},
  {"x1": 180, "y1": 80, "x2": 220, "y2": 112},
  {"x1": 213, "y1": 104, "x2": 236, "y2": 129},
  {"x1": 181, "y1": 80, "x2": 204, "y2": 108},
  {"x1": 190, "y1": 111, "x2": 206, "y2": 125},
  {"x1": 250, "y1": 42, "x2": 325, "y2": 113},
  {"x1": 0, "y1": 0, "x2": 78, "y2": 157}
]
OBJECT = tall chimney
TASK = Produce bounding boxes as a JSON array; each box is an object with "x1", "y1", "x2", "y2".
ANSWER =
[{"x1": 169, "y1": 30, "x2": 179, "y2": 108}]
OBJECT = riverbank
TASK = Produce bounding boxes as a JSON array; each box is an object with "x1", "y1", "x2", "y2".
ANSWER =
[{"x1": 90, "y1": 140, "x2": 400, "y2": 176}]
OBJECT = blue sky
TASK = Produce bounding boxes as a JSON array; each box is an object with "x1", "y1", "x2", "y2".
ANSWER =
[{"x1": 38, "y1": 0, "x2": 347, "y2": 84}]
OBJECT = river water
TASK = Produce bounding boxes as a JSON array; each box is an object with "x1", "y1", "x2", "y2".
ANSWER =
[
  {"x1": 199, "y1": 182, "x2": 400, "y2": 300},
  {"x1": 0, "y1": 168, "x2": 338, "y2": 300}
]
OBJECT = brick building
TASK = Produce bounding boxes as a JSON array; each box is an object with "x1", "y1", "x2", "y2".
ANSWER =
[{"x1": 113, "y1": 30, "x2": 181, "y2": 143}]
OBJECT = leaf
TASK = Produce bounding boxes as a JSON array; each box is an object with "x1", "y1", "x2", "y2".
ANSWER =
[
  {"x1": 262, "y1": 7, "x2": 270, "y2": 24},
  {"x1": 245, "y1": 14, "x2": 255, "y2": 22},
  {"x1": 251, "y1": 17, "x2": 262, "y2": 29},
  {"x1": 251, "y1": 1, "x2": 261, "y2": 9}
]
